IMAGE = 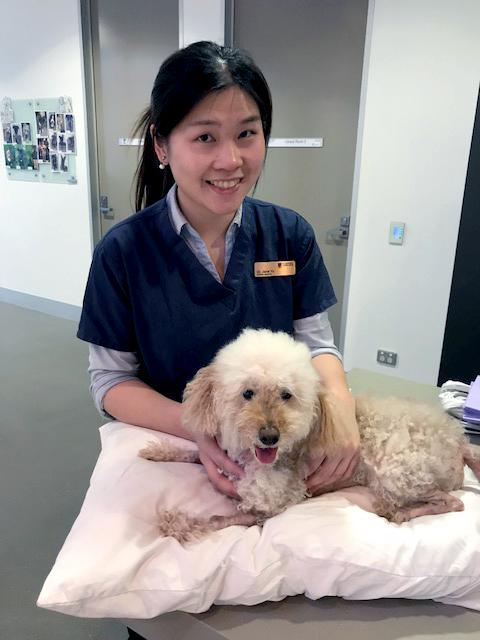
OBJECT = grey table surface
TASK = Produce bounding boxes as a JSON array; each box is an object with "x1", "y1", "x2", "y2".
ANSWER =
[{"x1": 123, "y1": 368, "x2": 480, "y2": 639}]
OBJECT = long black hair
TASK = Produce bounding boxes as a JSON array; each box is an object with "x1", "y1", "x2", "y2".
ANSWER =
[{"x1": 133, "y1": 41, "x2": 272, "y2": 212}]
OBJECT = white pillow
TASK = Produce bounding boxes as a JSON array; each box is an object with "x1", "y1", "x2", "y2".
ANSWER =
[{"x1": 37, "y1": 422, "x2": 480, "y2": 618}]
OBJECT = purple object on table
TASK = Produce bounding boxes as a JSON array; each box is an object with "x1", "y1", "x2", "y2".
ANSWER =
[{"x1": 463, "y1": 375, "x2": 480, "y2": 425}]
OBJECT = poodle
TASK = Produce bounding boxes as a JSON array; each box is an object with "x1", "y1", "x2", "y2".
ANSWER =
[{"x1": 139, "y1": 329, "x2": 480, "y2": 542}]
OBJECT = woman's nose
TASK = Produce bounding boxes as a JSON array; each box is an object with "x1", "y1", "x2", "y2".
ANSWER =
[{"x1": 213, "y1": 141, "x2": 242, "y2": 170}]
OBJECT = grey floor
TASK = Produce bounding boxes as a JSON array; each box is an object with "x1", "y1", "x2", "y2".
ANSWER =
[{"x1": 0, "y1": 302, "x2": 124, "y2": 639}]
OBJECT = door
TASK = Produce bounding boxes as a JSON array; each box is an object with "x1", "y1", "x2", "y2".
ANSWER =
[
  {"x1": 86, "y1": 0, "x2": 178, "y2": 236},
  {"x1": 233, "y1": 0, "x2": 368, "y2": 341},
  {"x1": 438, "y1": 87, "x2": 480, "y2": 386}
]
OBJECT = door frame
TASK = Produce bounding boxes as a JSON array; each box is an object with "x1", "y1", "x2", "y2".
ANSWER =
[{"x1": 79, "y1": 0, "x2": 102, "y2": 248}]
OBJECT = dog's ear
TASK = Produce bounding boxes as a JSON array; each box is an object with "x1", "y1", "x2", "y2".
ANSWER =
[
  {"x1": 182, "y1": 364, "x2": 218, "y2": 437},
  {"x1": 308, "y1": 392, "x2": 345, "y2": 453}
]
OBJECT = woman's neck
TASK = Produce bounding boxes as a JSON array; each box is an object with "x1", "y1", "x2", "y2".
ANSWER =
[{"x1": 176, "y1": 190, "x2": 236, "y2": 245}]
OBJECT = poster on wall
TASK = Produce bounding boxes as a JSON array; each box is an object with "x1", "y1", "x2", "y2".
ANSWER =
[
  {"x1": 35, "y1": 111, "x2": 48, "y2": 136},
  {"x1": 1, "y1": 96, "x2": 77, "y2": 184},
  {"x1": 11, "y1": 123, "x2": 23, "y2": 144},
  {"x1": 2, "y1": 124, "x2": 12, "y2": 143},
  {"x1": 22, "y1": 122, "x2": 32, "y2": 143}
]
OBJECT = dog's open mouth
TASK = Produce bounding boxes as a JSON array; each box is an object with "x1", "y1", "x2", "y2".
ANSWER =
[{"x1": 255, "y1": 446, "x2": 278, "y2": 464}]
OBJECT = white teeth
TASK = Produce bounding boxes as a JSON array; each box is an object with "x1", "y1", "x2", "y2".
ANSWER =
[{"x1": 208, "y1": 179, "x2": 240, "y2": 189}]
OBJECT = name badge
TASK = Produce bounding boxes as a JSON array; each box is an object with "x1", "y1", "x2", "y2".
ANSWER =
[{"x1": 254, "y1": 260, "x2": 296, "y2": 277}]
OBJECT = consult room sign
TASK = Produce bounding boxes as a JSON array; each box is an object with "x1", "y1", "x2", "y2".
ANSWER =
[
  {"x1": 118, "y1": 137, "x2": 324, "y2": 148},
  {"x1": 268, "y1": 138, "x2": 323, "y2": 147}
]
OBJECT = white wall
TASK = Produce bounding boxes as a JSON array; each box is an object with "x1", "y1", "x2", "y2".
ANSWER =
[
  {"x1": 180, "y1": 0, "x2": 225, "y2": 47},
  {"x1": 342, "y1": 0, "x2": 480, "y2": 384},
  {"x1": 0, "y1": 0, "x2": 225, "y2": 309},
  {"x1": 0, "y1": 0, "x2": 92, "y2": 307}
]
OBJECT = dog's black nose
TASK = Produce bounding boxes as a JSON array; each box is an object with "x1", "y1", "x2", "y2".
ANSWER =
[{"x1": 258, "y1": 425, "x2": 280, "y2": 446}]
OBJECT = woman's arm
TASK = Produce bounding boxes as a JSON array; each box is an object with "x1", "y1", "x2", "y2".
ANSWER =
[
  {"x1": 305, "y1": 353, "x2": 360, "y2": 495},
  {"x1": 103, "y1": 379, "x2": 244, "y2": 497},
  {"x1": 312, "y1": 352, "x2": 358, "y2": 442},
  {"x1": 103, "y1": 379, "x2": 188, "y2": 437}
]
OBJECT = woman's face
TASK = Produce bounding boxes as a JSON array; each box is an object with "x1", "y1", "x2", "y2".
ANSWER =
[{"x1": 155, "y1": 86, "x2": 266, "y2": 228}]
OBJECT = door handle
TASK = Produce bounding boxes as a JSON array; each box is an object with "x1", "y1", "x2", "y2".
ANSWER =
[
  {"x1": 100, "y1": 195, "x2": 114, "y2": 218},
  {"x1": 326, "y1": 216, "x2": 350, "y2": 245}
]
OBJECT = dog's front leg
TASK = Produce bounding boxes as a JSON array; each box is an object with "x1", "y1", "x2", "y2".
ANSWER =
[{"x1": 139, "y1": 441, "x2": 200, "y2": 463}]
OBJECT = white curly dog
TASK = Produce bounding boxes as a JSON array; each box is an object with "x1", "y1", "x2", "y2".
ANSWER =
[{"x1": 140, "y1": 329, "x2": 480, "y2": 542}]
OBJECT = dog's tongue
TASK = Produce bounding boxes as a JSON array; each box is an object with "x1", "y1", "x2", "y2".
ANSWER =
[{"x1": 255, "y1": 446, "x2": 278, "y2": 464}]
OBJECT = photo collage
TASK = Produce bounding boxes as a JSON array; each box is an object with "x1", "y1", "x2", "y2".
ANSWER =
[{"x1": 3, "y1": 109, "x2": 76, "y2": 173}]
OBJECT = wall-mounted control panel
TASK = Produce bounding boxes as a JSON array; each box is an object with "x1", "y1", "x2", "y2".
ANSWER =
[{"x1": 389, "y1": 222, "x2": 405, "y2": 245}]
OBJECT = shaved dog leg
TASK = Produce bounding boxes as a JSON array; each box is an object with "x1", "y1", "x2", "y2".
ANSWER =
[
  {"x1": 209, "y1": 512, "x2": 259, "y2": 529},
  {"x1": 391, "y1": 491, "x2": 464, "y2": 524},
  {"x1": 139, "y1": 442, "x2": 200, "y2": 463}
]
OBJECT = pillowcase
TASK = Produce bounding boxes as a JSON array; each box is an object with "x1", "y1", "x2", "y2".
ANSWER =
[{"x1": 37, "y1": 422, "x2": 480, "y2": 618}]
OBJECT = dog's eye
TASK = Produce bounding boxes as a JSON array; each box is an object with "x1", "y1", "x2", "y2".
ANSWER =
[
  {"x1": 243, "y1": 389, "x2": 255, "y2": 400},
  {"x1": 280, "y1": 390, "x2": 292, "y2": 401}
]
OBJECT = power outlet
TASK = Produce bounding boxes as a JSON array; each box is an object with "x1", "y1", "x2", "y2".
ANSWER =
[{"x1": 377, "y1": 350, "x2": 398, "y2": 367}]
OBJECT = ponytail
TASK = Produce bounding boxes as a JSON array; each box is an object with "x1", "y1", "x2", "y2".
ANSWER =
[{"x1": 132, "y1": 107, "x2": 174, "y2": 212}]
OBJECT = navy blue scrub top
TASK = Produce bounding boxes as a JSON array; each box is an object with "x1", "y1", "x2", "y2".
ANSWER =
[{"x1": 77, "y1": 196, "x2": 336, "y2": 402}]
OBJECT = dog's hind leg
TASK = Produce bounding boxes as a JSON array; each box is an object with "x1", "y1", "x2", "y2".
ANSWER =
[
  {"x1": 463, "y1": 445, "x2": 480, "y2": 480},
  {"x1": 156, "y1": 510, "x2": 214, "y2": 542},
  {"x1": 139, "y1": 441, "x2": 200, "y2": 463},
  {"x1": 387, "y1": 491, "x2": 464, "y2": 524},
  {"x1": 209, "y1": 512, "x2": 260, "y2": 529}
]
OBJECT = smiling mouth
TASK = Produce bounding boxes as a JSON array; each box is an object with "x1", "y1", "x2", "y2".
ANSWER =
[
  {"x1": 254, "y1": 446, "x2": 278, "y2": 464},
  {"x1": 206, "y1": 178, "x2": 242, "y2": 190}
]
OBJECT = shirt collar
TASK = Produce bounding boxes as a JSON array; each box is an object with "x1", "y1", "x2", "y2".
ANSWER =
[{"x1": 166, "y1": 184, "x2": 242, "y2": 236}]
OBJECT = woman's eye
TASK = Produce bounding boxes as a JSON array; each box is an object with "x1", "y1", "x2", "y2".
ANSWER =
[
  {"x1": 243, "y1": 389, "x2": 255, "y2": 400},
  {"x1": 280, "y1": 391, "x2": 292, "y2": 401},
  {"x1": 239, "y1": 129, "x2": 256, "y2": 139},
  {"x1": 196, "y1": 133, "x2": 214, "y2": 142}
]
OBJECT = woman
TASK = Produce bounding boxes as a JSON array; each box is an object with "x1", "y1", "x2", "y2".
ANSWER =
[
  {"x1": 78, "y1": 43, "x2": 359, "y2": 636},
  {"x1": 78, "y1": 42, "x2": 358, "y2": 496},
  {"x1": 79, "y1": 38, "x2": 359, "y2": 493}
]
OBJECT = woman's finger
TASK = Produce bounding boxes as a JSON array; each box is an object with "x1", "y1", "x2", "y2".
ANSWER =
[
  {"x1": 304, "y1": 453, "x2": 327, "y2": 478},
  {"x1": 342, "y1": 450, "x2": 361, "y2": 480},
  {"x1": 327, "y1": 451, "x2": 355, "y2": 483},
  {"x1": 200, "y1": 436, "x2": 245, "y2": 478},
  {"x1": 200, "y1": 453, "x2": 240, "y2": 498},
  {"x1": 307, "y1": 450, "x2": 360, "y2": 495},
  {"x1": 306, "y1": 449, "x2": 353, "y2": 490},
  {"x1": 306, "y1": 455, "x2": 339, "y2": 490},
  {"x1": 210, "y1": 472, "x2": 240, "y2": 499},
  {"x1": 212, "y1": 450, "x2": 245, "y2": 479}
]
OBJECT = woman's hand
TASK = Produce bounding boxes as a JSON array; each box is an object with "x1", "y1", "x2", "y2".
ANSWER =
[
  {"x1": 308, "y1": 353, "x2": 361, "y2": 496},
  {"x1": 304, "y1": 394, "x2": 361, "y2": 496},
  {"x1": 194, "y1": 433, "x2": 245, "y2": 498},
  {"x1": 305, "y1": 444, "x2": 360, "y2": 496}
]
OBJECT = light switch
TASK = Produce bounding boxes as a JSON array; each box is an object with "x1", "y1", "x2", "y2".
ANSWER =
[{"x1": 389, "y1": 222, "x2": 405, "y2": 245}]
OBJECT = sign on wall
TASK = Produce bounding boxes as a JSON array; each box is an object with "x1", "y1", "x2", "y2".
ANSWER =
[{"x1": 1, "y1": 96, "x2": 77, "y2": 184}]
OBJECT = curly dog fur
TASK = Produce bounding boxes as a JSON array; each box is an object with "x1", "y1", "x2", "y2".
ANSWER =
[{"x1": 139, "y1": 329, "x2": 480, "y2": 542}]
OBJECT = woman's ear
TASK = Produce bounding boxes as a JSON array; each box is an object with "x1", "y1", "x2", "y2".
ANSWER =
[
  {"x1": 182, "y1": 364, "x2": 219, "y2": 437},
  {"x1": 150, "y1": 125, "x2": 167, "y2": 164}
]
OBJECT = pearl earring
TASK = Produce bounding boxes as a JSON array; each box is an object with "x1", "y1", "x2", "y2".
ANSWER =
[{"x1": 159, "y1": 162, "x2": 165, "y2": 170}]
